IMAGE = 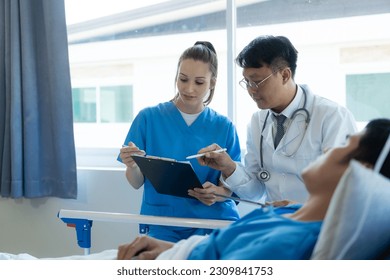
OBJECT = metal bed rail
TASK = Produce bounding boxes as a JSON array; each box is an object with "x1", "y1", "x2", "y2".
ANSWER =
[{"x1": 58, "y1": 209, "x2": 233, "y2": 255}]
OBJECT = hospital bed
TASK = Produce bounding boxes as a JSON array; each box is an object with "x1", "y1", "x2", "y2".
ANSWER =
[
  {"x1": 3, "y1": 136, "x2": 389, "y2": 260},
  {"x1": 58, "y1": 158, "x2": 390, "y2": 259},
  {"x1": 58, "y1": 209, "x2": 233, "y2": 255}
]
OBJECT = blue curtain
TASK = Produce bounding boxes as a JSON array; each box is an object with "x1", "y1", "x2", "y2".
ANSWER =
[{"x1": 0, "y1": 0, "x2": 77, "y2": 198}]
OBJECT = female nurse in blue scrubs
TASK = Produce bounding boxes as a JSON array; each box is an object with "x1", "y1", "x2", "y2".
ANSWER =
[{"x1": 118, "y1": 41, "x2": 241, "y2": 242}]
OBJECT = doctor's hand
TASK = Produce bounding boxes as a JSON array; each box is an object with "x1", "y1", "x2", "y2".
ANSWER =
[
  {"x1": 196, "y1": 143, "x2": 236, "y2": 178},
  {"x1": 188, "y1": 182, "x2": 232, "y2": 206},
  {"x1": 120, "y1": 142, "x2": 146, "y2": 169},
  {"x1": 117, "y1": 236, "x2": 174, "y2": 260}
]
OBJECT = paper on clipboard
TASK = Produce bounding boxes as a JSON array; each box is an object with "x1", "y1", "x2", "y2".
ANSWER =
[{"x1": 131, "y1": 154, "x2": 202, "y2": 199}]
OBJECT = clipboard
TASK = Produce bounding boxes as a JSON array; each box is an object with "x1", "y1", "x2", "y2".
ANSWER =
[{"x1": 131, "y1": 154, "x2": 202, "y2": 199}]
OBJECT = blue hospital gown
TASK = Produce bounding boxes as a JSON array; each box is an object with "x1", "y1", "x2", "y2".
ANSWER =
[{"x1": 188, "y1": 205, "x2": 322, "y2": 260}]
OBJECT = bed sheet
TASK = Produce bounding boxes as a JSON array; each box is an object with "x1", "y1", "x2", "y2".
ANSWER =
[{"x1": 0, "y1": 249, "x2": 117, "y2": 260}]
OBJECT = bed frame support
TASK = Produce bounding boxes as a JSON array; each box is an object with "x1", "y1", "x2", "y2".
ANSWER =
[{"x1": 58, "y1": 214, "x2": 93, "y2": 255}]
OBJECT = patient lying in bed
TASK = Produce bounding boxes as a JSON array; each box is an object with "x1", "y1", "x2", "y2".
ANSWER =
[
  {"x1": 2, "y1": 119, "x2": 390, "y2": 260},
  {"x1": 118, "y1": 118, "x2": 390, "y2": 260}
]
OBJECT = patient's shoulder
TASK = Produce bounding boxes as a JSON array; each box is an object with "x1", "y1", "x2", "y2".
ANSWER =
[{"x1": 274, "y1": 204, "x2": 302, "y2": 214}]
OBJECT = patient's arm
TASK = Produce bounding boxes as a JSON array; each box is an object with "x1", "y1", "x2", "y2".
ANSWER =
[
  {"x1": 117, "y1": 236, "x2": 174, "y2": 260},
  {"x1": 268, "y1": 200, "x2": 298, "y2": 207}
]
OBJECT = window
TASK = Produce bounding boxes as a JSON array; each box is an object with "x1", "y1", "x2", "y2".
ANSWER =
[
  {"x1": 73, "y1": 85, "x2": 133, "y2": 124},
  {"x1": 346, "y1": 73, "x2": 390, "y2": 122},
  {"x1": 100, "y1": 85, "x2": 133, "y2": 123},
  {"x1": 72, "y1": 87, "x2": 96, "y2": 123},
  {"x1": 65, "y1": 0, "x2": 390, "y2": 167}
]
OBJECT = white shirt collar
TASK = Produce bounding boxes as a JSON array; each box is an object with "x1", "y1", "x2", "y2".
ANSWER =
[{"x1": 272, "y1": 85, "x2": 304, "y2": 119}]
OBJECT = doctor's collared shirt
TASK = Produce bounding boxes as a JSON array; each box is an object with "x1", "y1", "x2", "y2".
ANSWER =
[
  {"x1": 221, "y1": 84, "x2": 357, "y2": 204},
  {"x1": 270, "y1": 85, "x2": 304, "y2": 140}
]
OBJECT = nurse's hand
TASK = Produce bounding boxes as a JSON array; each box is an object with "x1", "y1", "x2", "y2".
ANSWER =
[
  {"x1": 117, "y1": 236, "x2": 173, "y2": 260},
  {"x1": 188, "y1": 182, "x2": 232, "y2": 206},
  {"x1": 120, "y1": 142, "x2": 146, "y2": 169},
  {"x1": 196, "y1": 143, "x2": 236, "y2": 178}
]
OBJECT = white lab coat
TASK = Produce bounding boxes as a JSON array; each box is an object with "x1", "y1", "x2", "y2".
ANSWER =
[{"x1": 222, "y1": 85, "x2": 357, "y2": 203}]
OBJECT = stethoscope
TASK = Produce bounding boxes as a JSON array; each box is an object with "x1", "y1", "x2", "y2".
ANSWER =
[{"x1": 257, "y1": 87, "x2": 311, "y2": 182}]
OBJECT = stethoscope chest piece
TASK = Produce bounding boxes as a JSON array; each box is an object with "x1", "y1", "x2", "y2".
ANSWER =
[{"x1": 257, "y1": 169, "x2": 270, "y2": 182}]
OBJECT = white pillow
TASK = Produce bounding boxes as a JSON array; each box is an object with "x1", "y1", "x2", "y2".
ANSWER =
[{"x1": 311, "y1": 160, "x2": 390, "y2": 259}]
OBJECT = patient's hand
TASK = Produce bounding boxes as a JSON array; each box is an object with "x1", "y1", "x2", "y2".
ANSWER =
[
  {"x1": 117, "y1": 236, "x2": 174, "y2": 260},
  {"x1": 188, "y1": 182, "x2": 232, "y2": 206},
  {"x1": 267, "y1": 200, "x2": 298, "y2": 207}
]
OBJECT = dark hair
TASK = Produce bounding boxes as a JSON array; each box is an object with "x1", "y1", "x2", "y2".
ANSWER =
[
  {"x1": 172, "y1": 41, "x2": 218, "y2": 106},
  {"x1": 353, "y1": 118, "x2": 390, "y2": 178},
  {"x1": 235, "y1": 35, "x2": 298, "y2": 78}
]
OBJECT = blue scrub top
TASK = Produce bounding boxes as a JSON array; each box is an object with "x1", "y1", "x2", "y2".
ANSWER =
[{"x1": 119, "y1": 102, "x2": 242, "y2": 238}]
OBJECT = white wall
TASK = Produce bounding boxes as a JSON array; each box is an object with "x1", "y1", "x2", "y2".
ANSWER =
[
  {"x1": 0, "y1": 165, "x2": 256, "y2": 258},
  {"x1": 0, "y1": 168, "x2": 142, "y2": 258}
]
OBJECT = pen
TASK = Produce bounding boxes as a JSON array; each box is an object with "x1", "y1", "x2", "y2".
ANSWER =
[
  {"x1": 213, "y1": 193, "x2": 267, "y2": 207},
  {"x1": 186, "y1": 148, "x2": 227, "y2": 159},
  {"x1": 121, "y1": 144, "x2": 146, "y2": 156}
]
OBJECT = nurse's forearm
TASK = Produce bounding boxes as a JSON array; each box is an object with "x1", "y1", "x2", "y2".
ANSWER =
[{"x1": 125, "y1": 166, "x2": 144, "y2": 189}]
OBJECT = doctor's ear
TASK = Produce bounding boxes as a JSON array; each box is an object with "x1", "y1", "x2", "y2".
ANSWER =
[{"x1": 281, "y1": 68, "x2": 292, "y2": 84}]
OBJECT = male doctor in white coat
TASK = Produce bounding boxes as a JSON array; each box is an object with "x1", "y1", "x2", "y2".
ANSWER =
[{"x1": 189, "y1": 35, "x2": 357, "y2": 204}]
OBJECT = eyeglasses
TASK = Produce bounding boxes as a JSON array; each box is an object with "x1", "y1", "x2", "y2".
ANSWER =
[{"x1": 239, "y1": 72, "x2": 275, "y2": 90}]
